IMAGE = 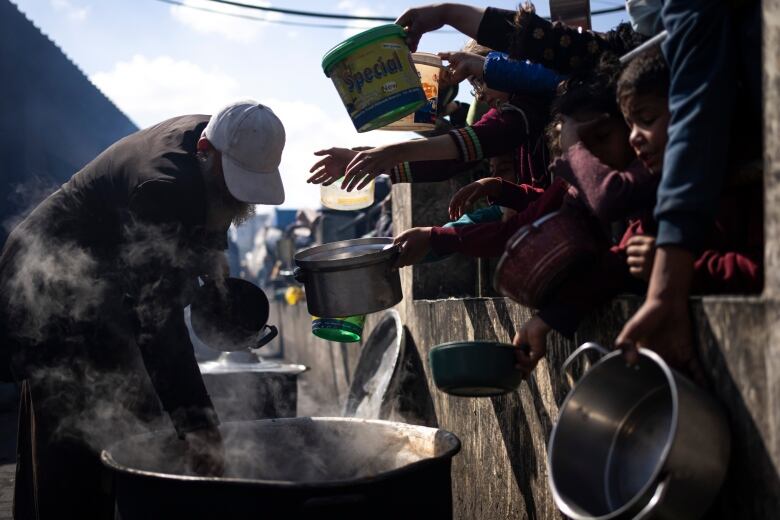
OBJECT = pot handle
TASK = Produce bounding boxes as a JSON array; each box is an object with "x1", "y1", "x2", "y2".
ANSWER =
[
  {"x1": 634, "y1": 474, "x2": 671, "y2": 520},
  {"x1": 293, "y1": 267, "x2": 306, "y2": 284},
  {"x1": 255, "y1": 325, "x2": 278, "y2": 349},
  {"x1": 561, "y1": 342, "x2": 610, "y2": 383}
]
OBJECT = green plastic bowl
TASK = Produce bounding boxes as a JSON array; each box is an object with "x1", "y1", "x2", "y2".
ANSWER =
[
  {"x1": 311, "y1": 315, "x2": 365, "y2": 343},
  {"x1": 429, "y1": 341, "x2": 524, "y2": 397}
]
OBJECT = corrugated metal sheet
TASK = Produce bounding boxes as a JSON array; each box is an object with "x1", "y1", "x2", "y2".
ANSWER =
[{"x1": 0, "y1": 0, "x2": 138, "y2": 245}]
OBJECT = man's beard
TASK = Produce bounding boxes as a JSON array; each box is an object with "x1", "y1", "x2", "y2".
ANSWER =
[{"x1": 198, "y1": 151, "x2": 256, "y2": 226}]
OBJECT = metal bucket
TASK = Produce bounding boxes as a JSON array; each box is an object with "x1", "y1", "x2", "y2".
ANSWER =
[
  {"x1": 294, "y1": 238, "x2": 402, "y2": 318},
  {"x1": 102, "y1": 417, "x2": 460, "y2": 519},
  {"x1": 548, "y1": 343, "x2": 730, "y2": 519}
]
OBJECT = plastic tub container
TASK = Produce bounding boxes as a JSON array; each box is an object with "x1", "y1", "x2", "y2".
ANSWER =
[
  {"x1": 382, "y1": 52, "x2": 442, "y2": 131},
  {"x1": 311, "y1": 315, "x2": 366, "y2": 343},
  {"x1": 320, "y1": 177, "x2": 375, "y2": 211},
  {"x1": 322, "y1": 24, "x2": 426, "y2": 133}
]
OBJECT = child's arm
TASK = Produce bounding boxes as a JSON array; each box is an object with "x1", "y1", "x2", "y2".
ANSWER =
[
  {"x1": 482, "y1": 52, "x2": 565, "y2": 95},
  {"x1": 429, "y1": 178, "x2": 569, "y2": 258},
  {"x1": 448, "y1": 178, "x2": 545, "y2": 220},
  {"x1": 554, "y1": 142, "x2": 657, "y2": 223}
]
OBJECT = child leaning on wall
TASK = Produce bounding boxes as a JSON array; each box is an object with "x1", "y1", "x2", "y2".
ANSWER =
[
  {"x1": 514, "y1": 48, "x2": 763, "y2": 373},
  {"x1": 394, "y1": 59, "x2": 651, "y2": 373}
]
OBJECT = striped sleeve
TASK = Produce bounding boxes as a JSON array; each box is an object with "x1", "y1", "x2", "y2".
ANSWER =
[
  {"x1": 389, "y1": 161, "x2": 413, "y2": 183},
  {"x1": 448, "y1": 126, "x2": 484, "y2": 163}
]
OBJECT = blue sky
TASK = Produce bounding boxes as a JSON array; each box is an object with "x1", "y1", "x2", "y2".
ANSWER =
[{"x1": 12, "y1": 0, "x2": 627, "y2": 209}]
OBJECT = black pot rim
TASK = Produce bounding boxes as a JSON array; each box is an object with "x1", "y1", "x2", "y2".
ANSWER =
[{"x1": 101, "y1": 417, "x2": 462, "y2": 488}]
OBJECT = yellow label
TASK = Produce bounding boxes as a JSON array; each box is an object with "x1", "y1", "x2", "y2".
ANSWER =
[{"x1": 330, "y1": 37, "x2": 421, "y2": 117}]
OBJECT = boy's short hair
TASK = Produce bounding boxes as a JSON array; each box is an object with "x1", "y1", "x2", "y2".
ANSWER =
[
  {"x1": 551, "y1": 53, "x2": 622, "y2": 120},
  {"x1": 617, "y1": 47, "x2": 669, "y2": 108}
]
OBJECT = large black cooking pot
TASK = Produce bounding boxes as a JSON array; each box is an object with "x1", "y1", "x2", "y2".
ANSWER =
[
  {"x1": 102, "y1": 418, "x2": 461, "y2": 519},
  {"x1": 190, "y1": 277, "x2": 277, "y2": 351}
]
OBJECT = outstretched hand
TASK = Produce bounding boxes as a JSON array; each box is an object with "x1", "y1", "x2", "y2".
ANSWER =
[
  {"x1": 448, "y1": 177, "x2": 502, "y2": 220},
  {"x1": 342, "y1": 145, "x2": 397, "y2": 191},
  {"x1": 308, "y1": 147, "x2": 360, "y2": 186}
]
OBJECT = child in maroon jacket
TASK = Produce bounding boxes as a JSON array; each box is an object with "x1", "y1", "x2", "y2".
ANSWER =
[{"x1": 516, "y1": 48, "x2": 763, "y2": 371}]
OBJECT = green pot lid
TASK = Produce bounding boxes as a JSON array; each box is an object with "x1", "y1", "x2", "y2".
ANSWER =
[{"x1": 322, "y1": 24, "x2": 406, "y2": 75}]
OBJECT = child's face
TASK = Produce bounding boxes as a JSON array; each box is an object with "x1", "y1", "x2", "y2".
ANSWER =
[
  {"x1": 622, "y1": 94, "x2": 670, "y2": 175},
  {"x1": 566, "y1": 110, "x2": 636, "y2": 170}
]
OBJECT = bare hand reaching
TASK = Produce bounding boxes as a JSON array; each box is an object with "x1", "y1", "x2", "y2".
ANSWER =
[
  {"x1": 342, "y1": 145, "x2": 398, "y2": 191},
  {"x1": 308, "y1": 147, "x2": 361, "y2": 186},
  {"x1": 448, "y1": 177, "x2": 502, "y2": 220}
]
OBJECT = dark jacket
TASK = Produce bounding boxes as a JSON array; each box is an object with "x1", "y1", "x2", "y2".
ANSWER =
[{"x1": 0, "y1": 114, "x2": 223, "y2": 435}]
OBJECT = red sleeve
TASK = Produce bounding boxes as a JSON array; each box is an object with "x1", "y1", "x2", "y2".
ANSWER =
[
  {"x1": 429, "y1": 178, "x2": 568, "y2": 257},
  {"x1": 692, "y1": 251, "x2": 762, "y2": 294},
  {"x1": 552, "y1": 143, "x2": 658, "y2": 223},
  {"x1": 488, "y1": 179, "x2": 546, "y2": 212}
]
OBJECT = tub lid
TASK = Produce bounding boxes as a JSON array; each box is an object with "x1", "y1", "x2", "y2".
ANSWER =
[
  {"x1": 295, "y1": 237, "x2": 398, "y2": 269},
  {"x1": 412, "y1": 52, "x2": 443, "y2": 68},
  {"x1": 322, "y1": 24, "x2": 406, "y2": 75}
]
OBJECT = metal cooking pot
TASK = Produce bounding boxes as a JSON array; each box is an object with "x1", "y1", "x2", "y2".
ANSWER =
[
  {"x1": 199, "y1": 352, "x2": 307, "y2": 421},
  {"x1": 102, "y1": 417, "x2": 461, "y2": 519},
  {"x1": 190, "y1": 277, "x2": 278, "y2": 351},
  {"x1": 294, "y1": 238, "x2": 402, "y2": 318},
  {"x1": 494, "y1": 209, "x2": 598, "y2": 308},
  {"x1": 548, "y1": 343, "x2": 730, "y2": 520}
]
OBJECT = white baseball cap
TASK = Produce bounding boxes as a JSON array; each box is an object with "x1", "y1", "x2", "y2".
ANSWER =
[{"x1": 203, "y1": 100, "x2": 286, "y2": 205}]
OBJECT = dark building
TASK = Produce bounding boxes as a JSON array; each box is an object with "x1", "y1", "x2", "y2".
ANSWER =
[{"x1": 0, "y1": 0, "x2": 137, "y2": 245}]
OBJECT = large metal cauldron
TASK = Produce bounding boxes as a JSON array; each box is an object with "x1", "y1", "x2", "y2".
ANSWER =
[
  {"x1": 294, "y1": 238, "x2": 402, "y2": 318},
  {"x1": 102, "y1": 417, "x2": 461, "y2": 519},
  {"x1": 548, "y1": 343, "x2": 730, "y2": 520}
]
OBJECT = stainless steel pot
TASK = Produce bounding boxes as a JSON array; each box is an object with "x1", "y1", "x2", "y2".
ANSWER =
[
  {"x1": 102, "y1": 417, "x2": 461, "y2": 519},
  {"x1": 199, "y1": 353, "x2": 307, "y2": 421},
  {"x1": 294, "y1": 238, "x2": 402, "y2": 318},
  {"x1": 548, "y1": 343, "x2": 730, "y2": 520}
]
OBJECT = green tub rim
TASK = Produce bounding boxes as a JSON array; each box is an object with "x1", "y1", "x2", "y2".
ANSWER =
[{"x1": 321, "y1": 24, "x2": 407, "y2": 76}]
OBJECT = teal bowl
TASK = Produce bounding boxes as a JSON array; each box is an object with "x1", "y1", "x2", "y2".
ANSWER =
[{"x1": 428, "y1": 341, "x2": 525, "y2": 397}]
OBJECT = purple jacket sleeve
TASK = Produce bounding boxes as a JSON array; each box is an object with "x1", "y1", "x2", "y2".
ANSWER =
[{"x1": 551, "y1": 143, "x2": 658, "y2": 223}]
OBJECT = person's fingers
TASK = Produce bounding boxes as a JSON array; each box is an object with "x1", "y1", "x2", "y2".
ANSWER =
[
  {"x1": 312, "y1": 148, "x2": 334, "y2": 157},
  {"x1": 626, "y1": 256, "x2": 644, "y2": 267},
  {"x1": 355, "y1": 172, "x2": 378, "y2": 190},
  {"x1": 438, "y1": 51, "x2": 455, "y2": 61},
  {"x1": 321, "y1": 176, "x2": 340, "y2": 186},
  {"x1": 309, "y1": 157, "x2": 329, "y2": 173}
]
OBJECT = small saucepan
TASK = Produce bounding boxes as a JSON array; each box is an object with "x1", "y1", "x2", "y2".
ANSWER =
[
  {"x1": 428, "y1": 341, "x2": 526, "y2": 397},
  {"x1": 190, "y1": 277, "x2": 278, "y2": 351}
]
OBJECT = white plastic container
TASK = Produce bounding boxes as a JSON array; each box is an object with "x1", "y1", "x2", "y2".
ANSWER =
[
  {"x1": 320, "y1": 179, "x2": 375, "y2": 211},
  {"x1": 381, "y1": 52, "x2": 442, "y2": 132}
]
